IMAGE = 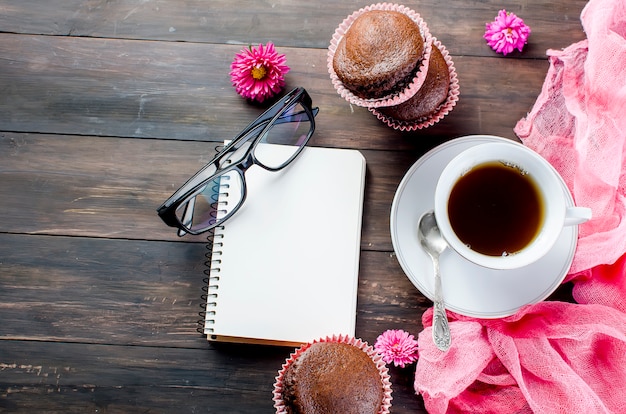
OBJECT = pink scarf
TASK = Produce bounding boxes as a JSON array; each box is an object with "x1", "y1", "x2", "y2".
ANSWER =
[{"x1": 414, "y1": 0, "x2": 626, "y2": 412}]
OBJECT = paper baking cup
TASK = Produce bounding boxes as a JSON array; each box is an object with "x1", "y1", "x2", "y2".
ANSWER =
[
  {"x1": 273, "y1": 334, "x2": 393, "y2": 414},
  {"x1": 328, "y1": 3, "x2": 433, "y2": 108},
  {"x1": 369, "y1": 37, "x2": 460, "y2": 131}
]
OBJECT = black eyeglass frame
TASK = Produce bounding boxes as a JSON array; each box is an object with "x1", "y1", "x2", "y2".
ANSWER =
[{"x1": 157, "y1": 87, "x2": 319, "y2": 236}]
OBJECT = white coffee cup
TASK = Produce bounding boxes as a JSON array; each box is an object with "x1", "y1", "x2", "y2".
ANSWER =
[{"x1": 434, "y1": 141, "x2": 591, "y2": 270}]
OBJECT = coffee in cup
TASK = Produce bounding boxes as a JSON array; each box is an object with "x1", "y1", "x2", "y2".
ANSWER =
[{"x1": 434, "y1": 141, "x2": 591, "y2": 270}]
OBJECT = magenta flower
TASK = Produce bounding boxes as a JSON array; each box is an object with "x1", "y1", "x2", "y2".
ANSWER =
[
  {"x1": 374, "y1": 329, "x2": 419, "y2": 368},
  {"x1": 484, "y1": 10, "x2": 531, "y2": 56},
  {"x1": 229, "y1": 42, "x2": 290, "y2": 103}
]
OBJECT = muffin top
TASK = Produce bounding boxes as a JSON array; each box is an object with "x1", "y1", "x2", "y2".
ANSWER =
[
  {"x1": 332, "y1": 10, "x2": 424, "y2": 98},
  {"x1": 281, "y1": 342, "x2": 384, "y2": 414}
]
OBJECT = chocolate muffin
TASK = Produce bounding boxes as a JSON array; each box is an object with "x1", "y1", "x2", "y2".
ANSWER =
[
  {"x1": 332, "y1": 10, "x2": 425, "y2": 99},
  {"x1": 378, "y1": 43, "x2": 450, "y2": 121},
  {"x1": 281, "y1": 342, "x2": 384, "y2": 414}
]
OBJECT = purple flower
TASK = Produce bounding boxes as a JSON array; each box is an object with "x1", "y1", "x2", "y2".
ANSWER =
[
  {"x1": 484, "y1": 10, "x2": 531, "y2": 56},
  {"x1": 229, "y1": 43, "x2": 290, "y2": 103},
  {"x1": 374, "y1": 329, "x2": 419, "y2": 368}
]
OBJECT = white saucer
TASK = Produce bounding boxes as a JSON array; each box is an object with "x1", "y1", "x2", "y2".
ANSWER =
[{"x1": 390, "y1": 135, "x2": 578, "y2": 318}]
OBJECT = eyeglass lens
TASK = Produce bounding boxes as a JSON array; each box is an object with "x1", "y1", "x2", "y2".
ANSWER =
[{"x1": 174, "y1": 100, "x2": 313, "y2": 233}]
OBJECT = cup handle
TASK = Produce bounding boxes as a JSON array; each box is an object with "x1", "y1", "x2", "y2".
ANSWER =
[{"x1": 564, "y1": 206, "x2": 592, "y2": 226}]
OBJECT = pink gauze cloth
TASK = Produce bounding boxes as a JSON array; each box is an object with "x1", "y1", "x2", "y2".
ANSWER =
[
  {"x1": 413, "y1": 0, "x2": 626, "y2": 413},
  {"x1": 515, "y1": 0, "x2": 626, "y2": 277},
  {"x1": 416, "y1": 302, "x2": 626, "y2": 414}
]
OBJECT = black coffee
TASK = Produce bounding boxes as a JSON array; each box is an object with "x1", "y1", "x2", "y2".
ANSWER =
[{"x1": 447, "y1": 161, "x2": 544, "y2": 256}]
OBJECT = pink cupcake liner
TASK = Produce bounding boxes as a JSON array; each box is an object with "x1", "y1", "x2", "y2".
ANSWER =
[
  {"x1": 369, "y1": 37, "x2": 460, "y2": 131},
  {"x1": 328, "y1": 3, "x2": 433, "y2": 108},
  {"x1": 273, "y1": 334, "x2": 393, "y2": 414}
]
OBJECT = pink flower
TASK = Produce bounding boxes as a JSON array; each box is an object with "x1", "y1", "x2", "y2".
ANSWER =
[
  {"x1": 484, "y1": 10, "x2": 531, "y2": 56},
  {"x1": 374, "y1": 329, "x2": 419, "y2": 368},
  {"x1": 229, "y1": 42, "x2": 290, "y2": 103}
]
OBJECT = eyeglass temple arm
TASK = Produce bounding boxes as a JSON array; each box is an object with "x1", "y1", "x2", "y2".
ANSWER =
[
  {"x1": 271, "y1": 107, "x2": 319, "y2": 125},
  {"x1": 222, "y1": 106, "x2": 318, "y2": 153},
  {"x1": 203, "y1": 106, "x2": 318, "y2": 176}
]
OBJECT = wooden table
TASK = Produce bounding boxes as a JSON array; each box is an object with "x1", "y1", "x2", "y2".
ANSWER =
[{"x1": 0, "y1": 1, "x2": 587, "y2": 412}]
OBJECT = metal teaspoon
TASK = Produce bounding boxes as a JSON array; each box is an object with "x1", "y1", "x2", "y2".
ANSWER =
[{"x1": 418, "y1": 210, "x2": 451, "y2": 351}]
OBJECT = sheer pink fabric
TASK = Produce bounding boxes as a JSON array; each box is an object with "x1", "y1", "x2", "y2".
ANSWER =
[
  {"x1": 416, "y1": 303, "x2": 626, "y2": 413},
  {"x1": 515, "y1": 0, "x2": 626, "y2": 276},
  {"x1": 414, "y1": 1, "x2": 626, "y2": 412}
]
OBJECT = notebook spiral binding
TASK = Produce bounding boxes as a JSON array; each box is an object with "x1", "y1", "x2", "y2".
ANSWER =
[
  {"x1": 197, "y1": 143, "x2": 227, "y2": 335},
  {"x1": 197, "y1": 229, "x2": 224, "y2": 334}
]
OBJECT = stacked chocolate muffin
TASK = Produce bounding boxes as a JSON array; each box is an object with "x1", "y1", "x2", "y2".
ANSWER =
[{"x1": 328, "y1": 3, "x2": 459, "y2": 131}]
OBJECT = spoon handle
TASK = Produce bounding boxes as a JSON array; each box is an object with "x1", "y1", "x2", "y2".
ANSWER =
[{"x1": 432, "y1": 259, "x2": 451, "y2": 351}]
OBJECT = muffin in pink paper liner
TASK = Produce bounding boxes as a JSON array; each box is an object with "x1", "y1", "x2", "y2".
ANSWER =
[
  {"x1": 328, "y1": 3, "x2": 433, "y2": 108},
  {"x1": 273, "y1": 334, "x2": 393, "y2": 414},
  {"x1": 369, "y1": 37, "x2": 460, "y2": 131}
]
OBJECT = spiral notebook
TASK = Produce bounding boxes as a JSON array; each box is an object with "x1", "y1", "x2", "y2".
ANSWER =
[{"x1": 201, "y1": 144, "x2": 366, "y2": 346}]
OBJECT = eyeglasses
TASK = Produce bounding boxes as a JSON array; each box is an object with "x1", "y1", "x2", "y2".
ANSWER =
[{"x1": 157, "y1": 87, "x2": 319, "y2": 236}]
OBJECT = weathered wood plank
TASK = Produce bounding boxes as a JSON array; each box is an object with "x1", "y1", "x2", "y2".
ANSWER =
[
  {"x1": 0, "y1": 131, "x2": 428, "y2": 247},
  {"x1": 0, "y1": 339, "x2": 428, "y2": 413},
  {"x1": 0, "y1": 340, "x2": 290, "y2": 414},
  {"x1": 0, "y1": 132, "x2": 215, "y2": 242},
  {"x1": 0, "y1": 33, "x2": 549, "y2": 143},
  {"x1": 0, "y1": 0, "x2": 586, "y2": 58},
  {"x1": 0, "y1": 233, "x2": 209, "y2": 346},
  {"x1": 0, "y1": 385, "x2": 276, "y2": 414},
  {"x1": 0, "y1": 233, "x2": 427, "y2": 347}
]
